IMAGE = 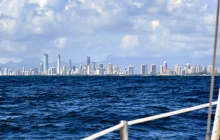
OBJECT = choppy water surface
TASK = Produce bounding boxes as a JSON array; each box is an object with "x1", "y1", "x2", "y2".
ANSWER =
[{"x1": 0, "y1": 76, "x2": 220, "y2": 140}]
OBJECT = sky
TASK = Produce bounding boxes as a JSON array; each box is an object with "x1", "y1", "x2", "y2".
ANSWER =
[{"x1": 0, "y1": 0, "x2": 219, "y2": 64}]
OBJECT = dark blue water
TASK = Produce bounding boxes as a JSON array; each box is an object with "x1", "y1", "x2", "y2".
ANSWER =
[{"x1": 0, "y1": 76, "x2": 220, "y2": 140}]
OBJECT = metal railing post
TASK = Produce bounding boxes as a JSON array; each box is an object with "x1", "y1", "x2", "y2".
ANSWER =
[{"x1": 120, "y1": 121, "x2": 128, "y2": 140}]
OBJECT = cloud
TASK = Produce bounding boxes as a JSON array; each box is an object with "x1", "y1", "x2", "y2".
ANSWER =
[
  {"x1": 0, "y1": 0, "x2": 218, "y2": 64},
  {"x1": 167, "y1": 0, "x2": 182, "y2": 12},
  {"x1": 134, "y1": 2, "x2": 144, "y2": 8},
  {"x1": 121, "y1": 35, "x2": 139, "y2": 49},
  {"x1": 0, "y1": 40, "x2": 26, "y2": 52},
  {"x1": 54, "y1": 37, "x2": 68, "y2": 48},
  {"x1": 0, "y1": 18, "x2": 16, "y2": 34},
  {"x1": 150, "y1": 20, "x2": 160, "y2": 30}
]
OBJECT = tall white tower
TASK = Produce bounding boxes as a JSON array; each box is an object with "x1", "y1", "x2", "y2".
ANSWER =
[
  {"x1": 44, "y1": 53, "x2": 48, "y2": 74},
  {"x1": 57, "y1": 54, "x2": 60, "y2": 75}
]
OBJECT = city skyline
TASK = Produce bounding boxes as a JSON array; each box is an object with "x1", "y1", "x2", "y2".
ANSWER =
[
  {"x1": 0, "y1": 0, "x2": 219, "y2": 65},
  {"x1": 1, "y1": 53, "x2": 220, "y2": 76}
]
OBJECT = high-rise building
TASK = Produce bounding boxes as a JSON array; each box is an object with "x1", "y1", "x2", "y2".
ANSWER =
[
  {"x1": 207, "y1": 65, "x2": 212, "y2": 74},
  {"x1": 4, "y1": 68, "x2": 8, "y2": 75},
  {"x1": 15, "y1": 69, "x2": 20, "y2": 75},
  {"x1": 190, "y1": 66, "x2": 195, "y2": 74},
  {"x1": 178, "y1": 66, "x2": 181, "y2": 75},
  {"x1": 218, "y1": 68, "x2": 220, "y2": 74},
  {"x1": 39, "y1": 63, "x2": 43, "y2": 75},
  {"x1": 44, "y1": 53, "x2": 48, "y2": 74},
  {"x1": 22, "y1": 67, "x2": 25, "y2": 75},
  {"x1": 62, "y1": 66, "x2": 67, "y2": 75},
  {"x1": 195, "y1": 65, "x2": 202, "y2": 74},
  {"x1": 88, "y1": 61, "x2": 96, "y2": 75},
  {"x1": 163, "y1": 61, "x2": 167, "y2": 74},
  {"x1": 174, "y1": 64, "x2": 179, "y2": 75},
  {"x1": 186, "y1": 63, "x2": 190, "y2": 74},
  {"x1": 57, "y1": 54, "x2": 60, "y2": 75},
  {"x1": 69, "y1": 59, "x2": 72, "y2": 70},
  {"x1": 181, "y1": 69, "x2": 186, "y2": 75},
  {"x1": 160, "y1": 65, "x2": 163, "y2": 75},
  {"x1": 79, "y1": 64, "x2": 82, "y2": 75},
  {"x1": 184, "y1": 66, "x2": 187, "y2": 75},
  {"x1": 113, "y1": 66, "x2": 120, "y2": 74},
  {"x1": 48, "y1": 67, "x2": 56, "y2": 75},
  {"x1": 128, "y1": 65, "x2": 134, "y2": 75},
  {"x1": 141, "y1": 64, "x2": 147, "y2": 75},
  {"x1": 124, "y1": 68, "x2": 128, "y2": 75},
  {"x1": 87, "y1": 56, "x2": 90, "y2": 65},
  {"x1": 91, "y1": 62, "x2": 96, "y2": 72},
  {"x1": 108, "y1": 63, "x2": 113, "y2": 74},
  {"x1": 203, "y1": 66, "x2": 207, "y2": 74},
  {"x1": 151, "y1": 64, "x2": 156, "y2": 75},
  {"x1": 73, "y1": 66, "x2": 76, "y2": 71}
]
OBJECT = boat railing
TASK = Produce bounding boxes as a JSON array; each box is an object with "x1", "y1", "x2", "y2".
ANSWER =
[{"x1": 82, "y1": 101, "x2": 218, "y2": 140}]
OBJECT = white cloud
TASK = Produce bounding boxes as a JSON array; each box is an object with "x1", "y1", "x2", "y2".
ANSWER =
[
  {"x1": 150, "y1": 20, "x2": 160, "y2": 30},
  {"x1": 134, "y1": 2, "x2": 144, "y2": 8},
  {"x1": 167, "y1": 0, "x2": 182, "y2": 12},
  {"x1": 0, "y1": 19, "x2": 16, "y2": 34},
  {"x1": 0, "y1": 0, "x2": 25, "y2": 18},
  {"x1": 54, "y1": 37, "x2": 68, "y2": 48},
  {"x1": 28, "y1": 0, "x2": 53, "y2": 9},
  {"x1": 121, "y1": 35, "x2": 139, "y2": 49}
]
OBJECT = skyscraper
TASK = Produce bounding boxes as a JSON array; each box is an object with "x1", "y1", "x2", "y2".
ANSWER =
[
  {"x1": 4, "y1": 68, "x2": 7, "y2": 75},
  {"x1": 44, "y1": 53, "x2": 48, "y2": 74},
  {"x1": 57, "y1": 54, "x2": 60, "y2": 75},
  {"x1": 163, "y1": 61, "x2": 167, "y2": 74},
  {"x1": 160, "y1": 65, "x2": 163, "y2": 75},
  {"x1": 186, "y1": 63, "x2": 190, "y2": 74},
  {"x1": 151, "y1": 64, "x2": 156, "y2": 75},
  {"x1": 63, "y1": 66, "x2": 66, "y2": 75},
  {"x1": 174, "y1": 64, "x2": 179, "y2": 75},
  {"x1": 91, "y1": 61, "x2": 96, "y2": 74},
  {"x1": 40, "y1": 63, "x2": 43, "y2": 75},
  {"x1": 108, "y1": 63, "x2": 113, "y2": 74},
  {"x1": 113, "y1": 66, "x2": 120, "y2": 74},
  {"x1": 69, "y1": 59, "x2": 72, "y2": 70},
  {"x1": 79, "y1": 64, "x2": 82, "y2": 75},
  {"x1": 87, "y1": 56, "x2": 90, "y2": 65},
  {"x1": 141, "y1": 64, "x2": 147, "y2": 75},
  {"x1": 128, "y1": 65, "x2": 134, "y2": 75}
]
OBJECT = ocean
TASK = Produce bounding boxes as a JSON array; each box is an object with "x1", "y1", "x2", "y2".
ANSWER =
[{"x1": 0, "y1": 76, "x2": 219, "y2": 140}]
